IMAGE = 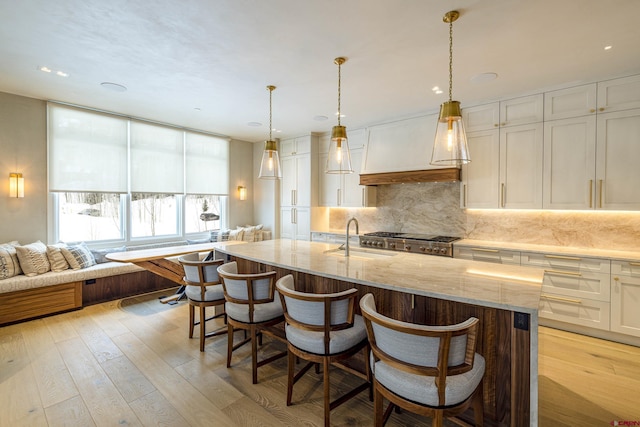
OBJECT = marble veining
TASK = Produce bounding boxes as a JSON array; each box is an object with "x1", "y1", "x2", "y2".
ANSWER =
[
  {"x1": 216, "y1": 239, "x2": 543, "y2": 313},
  {"x1": 326, "y1": 182, "x2": 640, "y2": 251}
]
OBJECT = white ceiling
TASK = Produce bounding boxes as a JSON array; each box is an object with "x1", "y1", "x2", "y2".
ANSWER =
[{"x1": 2, "y1": 0, "x2": 640, "y2": 143}]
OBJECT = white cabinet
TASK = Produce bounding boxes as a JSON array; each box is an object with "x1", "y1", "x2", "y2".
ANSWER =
[
  {"x1": 280, "y1": 207, "x2": 310, "y2": 240},
  {"x1": 595, "y1": 108, "x2": 640, "y2": 210},
  {"x1": 543, "y1": 115, "x2": 597, "y2": 209},
  {"x1": 462, "y1": 95, "x2": 543, "y2": 132},
  {"x1": 544, "y1": 84, "x2": 597, "y2": 121},
  {"x1": 611, "y1": 261, "x2": 640, "y2": 337},
  {"x1": 597, "y1": 74, "x2": 640, "y2": 113},
  {"x1": 522, "y1": 252, "x2": 611, "y2": 331},
  {"x1": 499, "y1": 123, "x2": 544, "y2": 209},
  {"x1": 318, "y1": 129, "x2": 376, "y2": 207},
  {"x1": 460, "y1": 130, "x2": 500, "y2": 208},
  {"x1": 280, "y1": 135, "x2": 318, "y2": 241},
  {"x1": 453, "y1": 246, "x2": 520, "y2": 264}
]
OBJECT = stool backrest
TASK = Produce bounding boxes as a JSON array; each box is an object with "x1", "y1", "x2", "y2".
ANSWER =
[{"x1": 178, "y1": 252, "x2": 224, "y2": 300}]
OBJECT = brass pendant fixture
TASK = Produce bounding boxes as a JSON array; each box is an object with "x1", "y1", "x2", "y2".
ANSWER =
[
  {"x1": 326, "y1": 57, "x2": 354, "y2": 174},
  {"x1": 430, "y1": 10, "x2": 471, "y2": 166},
  {"x1": 258, "y1": 85, "x2": 282, "y2": 179}
]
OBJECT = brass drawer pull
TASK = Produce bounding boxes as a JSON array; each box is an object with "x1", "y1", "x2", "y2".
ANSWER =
[
  {"x1": 471, "y1": 248, "x2": 500, "y2": 253},
  {"x1": 544, "y1": 269, "x2": 583, "y2": 277},
  {"x1": 544, "y1": 254, "x2": 581, "y2": 261},
  {"x1": 629, "y1": 262, "x2": 640, "y2": 267},
  {"x1": 541, "y1": 294, "x2": 582, "y2": 304},
  {"x1": 589, "y1": 179, "x2": 593, "y2": 208}
]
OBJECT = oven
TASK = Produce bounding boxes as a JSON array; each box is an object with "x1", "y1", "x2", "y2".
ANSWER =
[{"x1": 359, "y1": 232, "x2": 460, "y2": 257}]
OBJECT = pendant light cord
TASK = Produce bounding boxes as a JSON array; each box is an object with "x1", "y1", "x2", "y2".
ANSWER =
[
  {"x1": 337, "y1": 61, "x2": 342, "y2": 126},
  {"x1": 448, "y1": 16, "x2": 453, "y2": 103},
  {"x1": 269, "y1": 87, "x2": 273, "y2": 140}
]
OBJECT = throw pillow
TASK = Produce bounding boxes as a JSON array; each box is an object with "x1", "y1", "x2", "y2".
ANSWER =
[
  {"x1": 46, "y1": 243, "x2": 70, "y2": 272},
  {"x1": 216, "y1": 229, "x2": 231, "y2": 242},
  {"x1": 90, "y1": 246, "x2": 126, "y2": 264},
  {"x1": 0, "y1": 241, "x2": 22, "y2": 279},
  {"x1": 227, "y1": 229, "x2": 244, "y2": 241},
  {"x1": 61, "y1": 243, "x2": 96, "y2": 270},
  {"x1": 238, "y1": 226, "x2": 256, "y2": 242},
  {"x1": 15, "y1": 241, "x2": 51, "y2": 276}
]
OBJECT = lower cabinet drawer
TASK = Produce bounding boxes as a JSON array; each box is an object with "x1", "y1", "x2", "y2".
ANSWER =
[
  {"x1": 542, "y1": 270, "x2": 610, "y2": 302},
  {"x1": 539, "y1": 293, "x2": 610, "y2": 330},
  {"x1": 454, "y1": 247, "x2": 521, "y2": 265}
]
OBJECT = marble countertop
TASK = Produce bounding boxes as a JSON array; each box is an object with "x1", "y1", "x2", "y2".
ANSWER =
[
  {"x1": 455, "y1": 239, "x2": 640, "y2": 262},
  {"x1": 215, "y1": 239, "x2": 543, "y2": 314}
]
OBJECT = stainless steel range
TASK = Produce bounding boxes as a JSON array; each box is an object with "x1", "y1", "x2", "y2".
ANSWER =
[{"x1": 359, "y1": 232, "x2": 460, "y2": 257}]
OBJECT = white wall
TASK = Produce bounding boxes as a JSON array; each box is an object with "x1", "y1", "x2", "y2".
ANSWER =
[
  {"x1": 252, "y1": 142, "x2": 279, "y2": 235},
  {"x1": 227, "y1": 138, "x2": 255, "y2": 229},
  {"x1": 0, "y1": 92, "x2": 48, "y2": 243}
]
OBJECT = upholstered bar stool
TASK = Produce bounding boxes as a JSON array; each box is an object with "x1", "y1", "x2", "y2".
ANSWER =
[
  {"x1": 217, "y1": 261, "x2": 287, "y2": 384},
  {"x1": 178, "y1": 252, "x2": 226, "y2": 352},
  {"x1": 359, "y1": 293, "x2": 485, "y2": 427},
  {"x1": 276, "y1": 274, "x2": 372, "y2": 427}
]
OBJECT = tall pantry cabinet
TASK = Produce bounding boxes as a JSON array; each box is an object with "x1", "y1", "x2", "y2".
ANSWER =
[{"x1": 279, "y1": 135, "x2": 319, "y2": 240}]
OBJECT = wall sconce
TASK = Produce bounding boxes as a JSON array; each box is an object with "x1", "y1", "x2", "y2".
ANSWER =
[
  {"x1": 238, "y1": 186, "x2": 247, "y2": 201},
  {"x1": 9, "y1": 173, "x2": 24, "y2": 198}
]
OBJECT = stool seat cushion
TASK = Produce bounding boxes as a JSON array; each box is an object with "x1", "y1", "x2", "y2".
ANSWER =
[
  {"x1": 225, "y1": 294, "x2": 283, "y2": 323},
  {"x1": 185, "y1": 284, "x2": 224, "y2": 302},
  {"x1": 286, "y1": 314, "x2": 367, "y2": 355},
  {"x1": 373, "y1": 353, "x2": 485, "y2": 407}
]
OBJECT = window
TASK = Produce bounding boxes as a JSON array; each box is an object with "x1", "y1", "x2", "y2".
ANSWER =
[{"x1": 48, "y1": 103, "x2": 229, "y2": 245}]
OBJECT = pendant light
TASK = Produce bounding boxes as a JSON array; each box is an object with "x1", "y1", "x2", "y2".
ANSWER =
[
  {"x1": 258, "y1": 85, "x2": 282, "y2": 179},
  {"x1": 326, "y1": 57, "x2": 353, "y2": 174},
  {"x1": 430, "y1": 10, "x2": 471, "y2": 166}
]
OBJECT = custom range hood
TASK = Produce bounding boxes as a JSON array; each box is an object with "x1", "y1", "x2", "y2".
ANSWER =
[{"x1": 359, "y1": 168, "x2": 459, "y2": 186}]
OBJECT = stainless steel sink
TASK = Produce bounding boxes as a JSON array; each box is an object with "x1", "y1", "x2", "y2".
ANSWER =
[{"x1": 323, "y1": 247, "x2": 397, "y2": 260}]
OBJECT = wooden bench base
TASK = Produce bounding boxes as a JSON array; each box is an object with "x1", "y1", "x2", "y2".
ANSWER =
[{"x1": 0, "y1": 281, "x2": 82, "y2": 325}]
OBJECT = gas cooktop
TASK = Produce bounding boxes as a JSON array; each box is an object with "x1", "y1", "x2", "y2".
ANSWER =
[{"x1": 360, "y1": 232, "x2": 460, "y2": 256}]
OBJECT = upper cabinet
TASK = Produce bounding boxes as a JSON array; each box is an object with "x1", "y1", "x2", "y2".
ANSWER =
[
  {"x1": 280, "y1": 136, "x2": 311, "y2": 157},
  {"x1": 462, "y1": 94, "x2": 543, "y2": 132},
  {"x1": 361, "y1": 114, "x2": 444, "y2": 174},
  {"x1": 544, "y1": 84, "x2": 597, "y2": 121},
  {"x1": 597, "y1": 74, "x2": 640, "y2": 114}
]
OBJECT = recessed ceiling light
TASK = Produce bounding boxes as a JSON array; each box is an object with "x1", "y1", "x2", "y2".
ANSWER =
[
  {"x1": 194, "y1": 107, "x2": 201, "y2": 111},
  {"x1": 247, "y1": 122, "x2": 262, "y2": 127},
  {"x1": 100, "y1": 82, "x2": 127, "y2": 92},
  {"x1": 313, "y1": 115, "x2": 328, "y2": 121},
  {"x1": 604, "y1": 45, "x2": 613, "y2": 51},
  {"x1": 470, "y1": 72, "x2": 498, "y2": 83},
  {"x1": 56, "y1": 71, "x2": 69, "y2": 77},
  {"x1": 432, "y1": 86, "x2": 440, "y2": 91},
  {"x1": 38, "y1": 66, "x2": 52, "y2": 73}
]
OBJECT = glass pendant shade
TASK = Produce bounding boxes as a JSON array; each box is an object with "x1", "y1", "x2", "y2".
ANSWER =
[
  {"x1": 326, "y1": 125, "x2": 353, "y2": 174},
  {"x1": 431, "y1": 100, "x2": 470, "y2": 166},
  {"x1": 258, "y1": 139, "x2": 281, "y2": 179}
]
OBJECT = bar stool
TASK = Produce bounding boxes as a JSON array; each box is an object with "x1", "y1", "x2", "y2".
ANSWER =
[
  {"x1": 178, "y1": 252, "x2": 226, "y2": 352},
  {"x1": 217, "y1": 261, "x2": 287, "y2": 384},
  {"x1": 276, "y1": 274, "x2": 372, "y2": 427},
  {"x1": 359, "y1": 293, "x2": 485, "y2": 427}
]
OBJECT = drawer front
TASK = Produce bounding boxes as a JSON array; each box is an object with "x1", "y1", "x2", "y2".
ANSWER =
[
  {"x1": 521, "y1": 252, "x2": 610, "y2": 273},
  {"x1": 454, "y1": 247, "x2": 521, "y2": 265},
  {"x1": 539, "y1": 293, "x2": 610, "y2": 330},
  {"x1": 542, "y1": 270, "x2": 610, "y2": 302},
  {"x1": 611, "y1": 260, "x2": 640, "y2": 276}
]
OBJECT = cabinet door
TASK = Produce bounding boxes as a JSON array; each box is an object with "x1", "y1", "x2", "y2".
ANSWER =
[
  {"x1": 454, "y1": 246, "x2": 520, "y2": 264},
  {"x1": 342, "y1": 148, "x2": 376, "y2": 207},
  {"x1": 294, "y1": 207, "x2": 311, "y2": 240},
  {"x1": 611, "y1": 262, "x2": 640, "y2": 337},
  {"x1": 280, "y1": 207, "x2": 295, "y2": 239},
  {"x1": 318, "y1": 152, "x2": 341, "y2": 206},
  {"x1": 461, "y1": 130, "x2": 500, "y2": 208},
  {"x1": 499, "y1": 94, "x2": 543, "y2": 127},
  {"x1": 281, "y1": 156, "x2": 297, "y2": 206},
  {"x1": 596, "y1": 109, "x2": 640, "y2": 210},
  {"x1": 597, "y1": 74, "x2": 640, "y2": 113},
  {"x1": 499, "y1": 123, "x2": 543, "y2": 209},
  {"x1": 539, "y1": 293, "x2": 610, "y2": 331},
  {"x1": 543, "y1": 116, "x2": 597, "y2": 209},
  {"x1": 462, "y1": 103, "x2": 499, "y2": 132},
  {"x1": 281, "y1": 136, "x2": 311, "y2": 156},
  {"x1": 295, "y1": 153, "x2": 311, "y2": 206},
  {"x1": 544, "y1": 84, "x2": 597, "y2": 120}
]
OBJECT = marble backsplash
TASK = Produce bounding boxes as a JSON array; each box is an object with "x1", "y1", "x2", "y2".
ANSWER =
[{"x1": 328, "y1": 182, "x2": 640, "y2": 251}]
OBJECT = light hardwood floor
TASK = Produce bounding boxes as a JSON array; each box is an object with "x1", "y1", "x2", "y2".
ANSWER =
[{"x1": 1, "y1": 289, "x2": 639, "y2": 427}]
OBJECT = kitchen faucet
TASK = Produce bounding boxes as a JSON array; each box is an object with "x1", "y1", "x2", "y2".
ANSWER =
[{"x1": 345, "y1": 217, "x2": 359, "y2": 257}]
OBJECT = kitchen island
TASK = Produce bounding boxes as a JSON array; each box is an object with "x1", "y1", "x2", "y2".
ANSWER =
[{"x1": 216, "y1": 239, "x2": 543, "y2": 426}]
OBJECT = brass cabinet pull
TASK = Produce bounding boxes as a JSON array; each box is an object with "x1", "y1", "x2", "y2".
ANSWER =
[
  {"x1": 463, "y1": 184, "x2": 467, "y2": 207},
  {"x1": 629, "y1": 262, "x2": 640, "y2": 267},
  {"x1": 501, "y1": 183, "x2": 505, "y2": 208},
  {"x1": 541, "y1": 294, "x2": 582, "y2": 304},
  {"x1": 589, "y1": 179, "x2": 593, "y2": 208},
  {"x1": 471, "y1": 248, "x2": 500, "y2": 253},
  {"x1": 599, "y1": 107, "x2": 605, "y2": 112},
  {"x1": 544, "y1": 254, "x2": 582, "y2": 261},
  {"x1": 361, "y1": 188, "x2": 365, "y2": 206},
  {"x1": 411, "y1": 294, "x2": 415, "y2": 310},
  {"x1": 599, "y1": 180, "x2": 603, "y2": 208},
  {"x1": 589, "y1": 109, "x2": 596, "y2": 113},
  {"x1": 544, "y1": 269, "x2": 583, "y2": 277},
  {"x1": 291, "y1": 190, "x2": 295, "y2": 206}
]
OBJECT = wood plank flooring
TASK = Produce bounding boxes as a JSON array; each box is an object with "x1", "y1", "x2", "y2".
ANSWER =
[{"x1": 1, "y1": 289, "x2": 639, "y2": 426}]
